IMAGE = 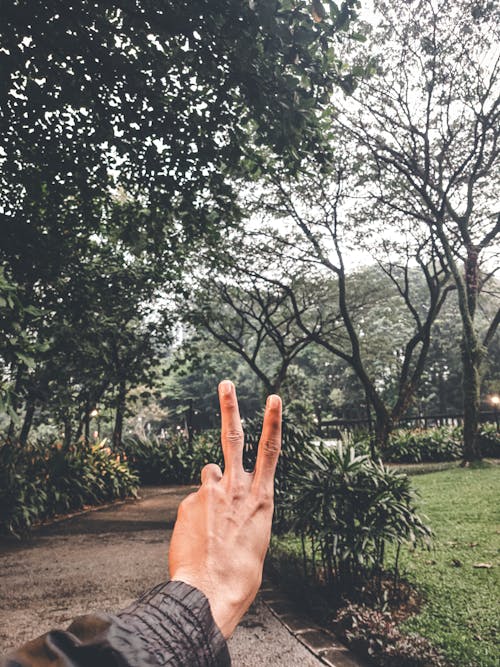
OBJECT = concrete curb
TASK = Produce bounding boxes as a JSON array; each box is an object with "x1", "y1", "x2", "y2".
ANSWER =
[{"x1": 260, "y1": 580, "x2": 368, "y2": 667}]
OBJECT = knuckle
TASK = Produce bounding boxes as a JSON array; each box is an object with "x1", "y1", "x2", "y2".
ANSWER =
[
  {"x1": 200, "y1": 483, "x2": 216, "y2": 498},
  {"x1": 258, "y1": 490, "x2": 274, "y2": 508},
  {"x1": 199, "y1": 483, "x2": 223, "y2": 504},
  {"x1": 201, "y1": 463, "x2": 217, "y2": 477},
  {"x1": 262, "y1": 438, "x2": 280, "y2": 457},
  {"x1": 224, "y1": 428, "x2": 244, "y2": 444},
  {"x1": 178, "y1": 493, "x2": 195, "y2": 514},
  {"x1": 267, "y1": 413, "x2": 281, "y2": 428},
  {"x1": 230, "y1": 480, "x2": 246, "y2": 499},
  {"x1": 222, "y1": 395, "x2": 237, "y2": 408}
]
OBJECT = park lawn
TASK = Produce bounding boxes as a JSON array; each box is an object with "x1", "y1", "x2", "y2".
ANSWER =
[{"x1": 396, "y1": 465, "x2": 499, "y2": 667}]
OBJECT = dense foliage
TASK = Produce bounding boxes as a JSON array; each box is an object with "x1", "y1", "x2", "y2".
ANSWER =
[
  {"x1": 271, "y1": 441, "x2": 431, "y2": 602},
  {"x1": 269, "y1": 462, "x2": 499, "y2": 666},
  {"x1": 121, "y1": 431, "x2": 223, "y2": 485},
  {"x1": 0, "y1": 438, "x2": 138, "y2": 536},
  {"x1": 1, "y1": 0, "x2": 362, "y2": 447},
  {"x1": 354, "y1": 424, "x2": 500, "y2": 464},
  {"x1": 119, "y1": 416, "x2": 312, "y2": 497}
]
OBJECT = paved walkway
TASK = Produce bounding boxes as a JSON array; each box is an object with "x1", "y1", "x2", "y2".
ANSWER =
[{"x1": 0, "y1": 487, "x2": 324, "y2": 665}]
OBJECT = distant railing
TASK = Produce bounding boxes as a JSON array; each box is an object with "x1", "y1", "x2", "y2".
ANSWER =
[{"x1": 319, "y1": 411, "x2": 499, "y2": 439}]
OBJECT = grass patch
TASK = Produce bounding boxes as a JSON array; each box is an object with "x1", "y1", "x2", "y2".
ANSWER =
[
  {"x1": 269, "y1": 465, "x2": 499, "y2": 666},
  {"x1": 394, "y1": 466, "x2": 499, "y2": 667},
  {"x1": 389, "y1": 461, "x2": 462, "y2": 475}
]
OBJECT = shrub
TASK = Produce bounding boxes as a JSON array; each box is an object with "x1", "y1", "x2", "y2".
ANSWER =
[
  {"x1": 333, "y1": 604, "x2": 448, "y2": 667},
  {"x1": 284, "y1": 441, "x2": 431, "y2": 601},
  {"x1": 0, "y1": 437, "x2": 138, "y2": 537},
  {"x1": 242, "y1": 415, "x2": 317, "y2": 531},
  {"x1": 383, "y1": 427, "x2": 463, "y2": 463},
  {"x1": 121, "y1": 417, "x2": 315, "y2": 496},
  {"x1": 478, "y1": 423, "x2": 500, "y2": 458},
  {"x1": 121, "y1": 431, "x2": 223, "y2": 485},
  {"x1": 354, "y1": 424, "x2": 500, "y2": 463}
]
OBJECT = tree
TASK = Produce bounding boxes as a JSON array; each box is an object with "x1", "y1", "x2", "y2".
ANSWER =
[
  {"x1": 186, "y1": 272, "x2": 327, "y2": 395},
  {"x1": 239, "y1": 162, "x2": 453, "y2": 448},
  {"x1": 335, "y1": 0, "x2": 500, "y2": 459},
  {"x1": 1, "y1": 0, "x2": 363, "y2": 438},
  {"x1": 158, "y1": 337, "x2": 262, "y2": 431},
  {"x1": 3, "y1": 200, "x2": 170, "y2": 445},
  {"x1": 1, "y1": 0, "x2": 361, "y2": 249}
]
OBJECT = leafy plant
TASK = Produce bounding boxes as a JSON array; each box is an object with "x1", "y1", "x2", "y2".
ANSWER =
[
  {"x1": 333, "y1": 604, "x2": 448, "y2": 667},
  {"x1": 283, "y1": 441, "x2": 431, "y2": 601},
  {"x1": 383, "y1": 428, "x2": 463, "y2": 463},
  {"x1": 0, "y1": 436, "x2": 138, "y2": 537},
  {"x1": 121, "y1": 416, "x2": 315, "y2": 506},
  {"x1": 354, "y1": 425, "x2": 500, "y2": 463},
  {"x1": 121, "y1": 430, "x2": 223, "y2": 485},
  {"x1": 477, "y1": 423, "x2": 500, "y2": 458}
]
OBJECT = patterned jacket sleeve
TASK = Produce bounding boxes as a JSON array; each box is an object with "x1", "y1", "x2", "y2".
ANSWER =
[{"x1": 0, "y1": 581, "x2": 231, "y2": 667}]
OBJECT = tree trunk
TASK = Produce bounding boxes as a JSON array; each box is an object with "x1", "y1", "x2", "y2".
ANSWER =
[
  {"x1": 374, "y1": 410, "x2": 392, "y2": 451},
  {"x1": 19, "y1": 398, "x2": 35, "y2": 446},
  {"x1": 84, "y1": 395, "x2": 90, "y2": 446},
  {"x1": 314, "y1": 405, "x2": 323, "y2": 437},
  {"x1": 462, "y1": 246, "x2": 482, "y2": 462},
  {"x1": 75, "y1": 419, "x2": 84, "y2": 442},
  {"x1": 185, "y1": 398, "x2": 194, "y2": 452},
  {"x1": 7, "y1": 365, "x2": 24, "y2": 439},
  {"x1": 113, "y1": 380, "x2": 127, "y2": 449},
  {"x1": 462, "y1": 340, "x2": 482, "y2": 461}
]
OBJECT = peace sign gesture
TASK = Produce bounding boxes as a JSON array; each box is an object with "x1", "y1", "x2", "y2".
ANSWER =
[{"x1": 169, "y1": 380, "x2": 282, "y2": 638}]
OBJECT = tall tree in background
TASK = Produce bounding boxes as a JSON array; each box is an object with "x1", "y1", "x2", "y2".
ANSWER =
[
  {"x1": 335, "y1": 0, "x2": 500, "y2": 459},
  {"x1": 239, "y1": 161, "x2": 453, "y2": 448},
  {"x1": 4, "y1": 200, "x2": 169, "y2": 445},
  {"x1": 0, "y1": 0, "x2": 362, "y2": 439},
  {"x1": 186, "y1": 271, "x2": 340, "y2": 395}
]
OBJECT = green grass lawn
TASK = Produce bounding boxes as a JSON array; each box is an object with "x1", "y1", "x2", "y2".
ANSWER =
[{"x1": 396, "y1": 465, "x2": 499, "y2": 667}]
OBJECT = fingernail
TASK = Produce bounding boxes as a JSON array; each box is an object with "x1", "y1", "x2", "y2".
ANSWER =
[
  {"x1": 267, "y1": 394, "x2": 280, "y2": 408},
  {"x1": 220, "y1": 380, "x2": 234, "y2": 395}
]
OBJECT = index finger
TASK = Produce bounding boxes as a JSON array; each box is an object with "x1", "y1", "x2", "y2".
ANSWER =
[
  {"x1": 253, "y1": 394, "x2": 282, "y2": 493},
  {"x1": 218, "y1": 379, "x2": 244, "y2": 478}
]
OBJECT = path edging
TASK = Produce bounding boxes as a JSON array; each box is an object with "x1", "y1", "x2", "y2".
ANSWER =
[
  {"x1": 260, "y1": 579, "x2": 368, "y2": 667},
  {"x1": 33, "y1": 495, "x2": 137, "y2": 529}
]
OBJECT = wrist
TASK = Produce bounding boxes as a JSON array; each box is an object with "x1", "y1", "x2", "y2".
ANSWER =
[{"x1": 171, "y1": 572, "x2": 241, "y2": 638}]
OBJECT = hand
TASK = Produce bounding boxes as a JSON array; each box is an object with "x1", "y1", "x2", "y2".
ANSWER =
[{"x1": 168, "y1": 380, "x2": 282, "y2": 638}]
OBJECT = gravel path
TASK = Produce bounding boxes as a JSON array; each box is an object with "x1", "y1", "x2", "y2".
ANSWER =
[{"x1": 0, "y1": 486, "x2": 322, "y2": 666}]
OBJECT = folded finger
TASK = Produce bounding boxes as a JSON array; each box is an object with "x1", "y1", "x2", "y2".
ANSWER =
[{"x1": 201, "y1": 463, "x2": 223, "y2": 485}]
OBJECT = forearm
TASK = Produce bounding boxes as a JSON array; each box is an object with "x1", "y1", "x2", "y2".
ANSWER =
[{"x1": 1, "y1": 581, "x2": 230, "y2": 667}]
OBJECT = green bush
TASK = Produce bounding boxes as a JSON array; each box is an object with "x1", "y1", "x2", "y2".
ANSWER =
[
  {"x1": 478, "y1": 422, "x2": 500, "y2": 457},
  {"x1": 0, "y1": 437, "x2": 138, "y2": 537},
  {"x1": 383, "y1": 427, "x2": 463, "y2": 463},
  {"x1": 280, "y1": 441, "x2": 431, "y2": 601},
  {"x1": 121, "y1": 431, "x2": 223, "y2": 485},
  {"x1": 121, "y1": 417, "x2": 315, "y2": 495},
  {"x1": 354, "y1": 424, "x2": 500, "y2": 463}
]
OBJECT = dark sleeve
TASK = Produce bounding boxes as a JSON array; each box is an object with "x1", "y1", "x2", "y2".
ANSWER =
[{"x1": 0, "y1": 581, "x2": 231, "y2": 667}]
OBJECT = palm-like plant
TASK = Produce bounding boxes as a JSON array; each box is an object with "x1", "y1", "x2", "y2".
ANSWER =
[{"x1": 286, "y1": 441, "x2": 431, "y2": 600}]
